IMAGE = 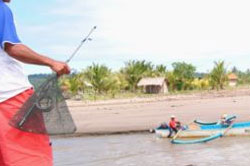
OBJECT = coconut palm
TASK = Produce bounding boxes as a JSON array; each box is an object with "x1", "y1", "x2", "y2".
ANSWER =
[
  {"x1": 83, "y1": 63, "x2": 117, "y2": 94},
  {"x1": 209, "y1": 61, "x2": 228, "y2": 90},
  {"x1": 154, "y1": 64, "x2": 167, "y2": 77},
  {"x1": 166, "y1": 71, "x2": 176, "y2": 92},
  {"x1": 113, "y1": 72, "x2": 129, "y2": 91},
  {"x1": 59, "y1": 74, "x2": 85, "y2": 95},
  {"x1": 120, "y1": 60, "x2": 154, "y2": 91}
]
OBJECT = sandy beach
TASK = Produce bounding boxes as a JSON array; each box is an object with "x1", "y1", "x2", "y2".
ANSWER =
[{"x1": 67, "y1": 88, "x2": 250, "y2": 135}]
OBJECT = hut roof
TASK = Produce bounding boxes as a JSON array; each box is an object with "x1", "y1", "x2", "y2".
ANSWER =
[
  {"x1": 228, "y1": 73, "x2": 238, "y2": 80},
  {"x1": 137, "y1": 77, "x2": 166, "y2": 86}
]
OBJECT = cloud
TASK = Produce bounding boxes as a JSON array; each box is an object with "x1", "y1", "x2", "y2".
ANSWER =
[{"x1": 10, "y1": 0, "x2": 250, "y2": 74}]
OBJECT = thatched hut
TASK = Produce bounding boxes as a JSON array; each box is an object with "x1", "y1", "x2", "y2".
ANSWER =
[
  {"x1": 137, "y1": 77, "x2": 168, "y2": 94},
  {"x1": 228, "y1": 73, "x2": 238, "y2": 87}
]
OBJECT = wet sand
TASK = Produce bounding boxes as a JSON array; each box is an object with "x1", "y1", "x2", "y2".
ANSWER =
[{"x1": 67, "y1": 88, "x2": 250, "y2": 135}]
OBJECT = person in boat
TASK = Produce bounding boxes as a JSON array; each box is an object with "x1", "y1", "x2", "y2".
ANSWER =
[
  {"x1": 218, "y1": 114, "x2": 234, "y2": 126},
  {"x1": 157, "y1": 122, "x2": 170, "y2": 130},
  {"x1": 0, "y1": 1, "x2": 70, "y2": 165},
  {"x1": 168, "y1": 115, "x2": 180, "y2": 138},
  {"x1": 148, "y1": 122, "x2": 169, "y2": 133}
]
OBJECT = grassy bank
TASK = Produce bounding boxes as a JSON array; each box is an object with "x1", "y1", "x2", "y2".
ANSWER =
[{"x1": 69, "y1": 85, "x2": 250, "y2": 102}]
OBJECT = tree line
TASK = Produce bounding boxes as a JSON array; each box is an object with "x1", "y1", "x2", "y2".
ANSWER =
[{"x1": 55, "y1": 60, "x2": 250, "y2": 99}]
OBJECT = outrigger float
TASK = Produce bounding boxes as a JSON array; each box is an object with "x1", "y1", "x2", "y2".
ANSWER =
[
  {"x1": 155, "y1": 118, "x2": 250, "y2": 144},
  {"x1": 193, "y1": 115, "x2": 236, "y2": 126}
]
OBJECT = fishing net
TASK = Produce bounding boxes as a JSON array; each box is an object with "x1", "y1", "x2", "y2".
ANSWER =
[
  {"x1": 9, "y1": 26, "x2": 97, "y2": 135},
  {"x1": 9, "y1": 76, "x2": 77, "y2": 135}
]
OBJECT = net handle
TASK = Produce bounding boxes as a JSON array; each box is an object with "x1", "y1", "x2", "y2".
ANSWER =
[{"x1": 65, "y1": 26, "x2": 97, "y2": 64}]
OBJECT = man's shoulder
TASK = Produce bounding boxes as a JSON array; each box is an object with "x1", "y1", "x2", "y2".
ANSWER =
[{"x1": 0, "y1": 2, "x2": 12, "y2": 15}]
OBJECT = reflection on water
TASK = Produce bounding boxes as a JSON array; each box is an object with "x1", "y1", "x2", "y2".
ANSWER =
[{"x1": 52, "y1": 133, "x2": 250, "y2": 166}]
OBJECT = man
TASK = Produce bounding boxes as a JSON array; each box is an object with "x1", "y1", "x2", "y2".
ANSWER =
[
  {"x1": 218, "y1": 114, "x2": 235, "y2": 126},
  {"x1": 0, "y1": 0, "x2": 70, "y2": 165},
  {"x1": 167, "y1": 115, "x2": 179, "y2": 138}
]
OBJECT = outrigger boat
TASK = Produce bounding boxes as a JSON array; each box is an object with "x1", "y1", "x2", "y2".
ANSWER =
[
  {"x1": 155, "y1": 121, "x2": 250, "y2": 144},
  {"x1": 193, "y1": 115, "x2": 237, "y2": 126}
]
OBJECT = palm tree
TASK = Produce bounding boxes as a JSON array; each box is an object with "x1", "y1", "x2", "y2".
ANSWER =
[
  {"x1": 113, "y1": 72, "x2": 129, "y2": 91},
  {"x1": 120, "y1": 60, "x2": 154, "y2": 92},
  {"x1": 166, "y1": 71, "x2": 176, "y2": 92},
  {"x1": 83, "y1": 63, "x2": 117, "y2": 94},
  {"x1": 154, "y1": 64, "x2": 167, "y2": 77},
  {"x1": 59, "y1": 74, "x2": 85, "y2": 96},
  {"x1": 209, "y1": 61, "x2": 228, "y2": 90}
]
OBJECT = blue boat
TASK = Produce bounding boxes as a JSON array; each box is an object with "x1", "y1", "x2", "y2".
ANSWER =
[
  {"x1": 194, "y1": 115, "x2": 237, "y2": 126},
  {"x1": 155, "y1": 121, "x2": 250, "y2": 138},
  {"x1": 171, "y1": 133, "x2": 223, "y2": 144}
]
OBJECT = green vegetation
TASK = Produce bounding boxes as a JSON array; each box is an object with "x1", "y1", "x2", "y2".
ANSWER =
[
  {"x1": 231, "y1": 67, "x2": 250, "y2": 85},
  {"x1": 209, "y1": 61, "x2": 228, "y2": 90},
  {"x1": 172, "y1": 62, "x2": 196, "y2": 90},
  {"x1": 28, "y1": 74, "x2": 51, "y2": 89},
  {"x1": 120, "y1": 60, "x2": 154, "y2": 91},
  {"x1": 29, "y1": 60, "x2": 250, "y2": 101}
]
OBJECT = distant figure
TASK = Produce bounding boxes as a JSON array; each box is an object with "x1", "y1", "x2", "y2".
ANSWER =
[
  {"x1": 220, "y1": 114, "x2": 227, "y2": 124},
  {"x1": 157, "y1": 122, "x2": 169, "y2": 130},
  {"x1": 168, "y1": 115, "x2": 179, "y2": 138},
  {"x1": 218, "y1": 114, "x2": 234, "y2": 126},
  {"x1": 149, "y1": 122, "x2": 169, "y2": 133}
]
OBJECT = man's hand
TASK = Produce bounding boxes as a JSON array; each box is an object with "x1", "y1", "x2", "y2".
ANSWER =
[{"x1": 49, "y1": 61, "x2": 71, "y2": 76}]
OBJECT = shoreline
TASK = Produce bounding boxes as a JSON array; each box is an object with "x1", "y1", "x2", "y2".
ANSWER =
[
  {"x1": 66, "y1": 88, "x2": 250, "y2": 137},
  {"x1": 67, "y1": 87, "x2": 250, "y2": 107},
  {"x1": 51, "y1": 130, "x2": 150, "y2": 139}
]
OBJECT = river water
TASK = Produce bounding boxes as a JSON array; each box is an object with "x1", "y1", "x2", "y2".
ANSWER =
[{"x1": 52, "y1": 133, "x2": 250, "y2": 166}]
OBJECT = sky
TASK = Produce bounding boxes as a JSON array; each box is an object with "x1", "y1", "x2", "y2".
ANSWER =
[{"x1": 7, "y1": 0, "x2": 250, "y2": 74}]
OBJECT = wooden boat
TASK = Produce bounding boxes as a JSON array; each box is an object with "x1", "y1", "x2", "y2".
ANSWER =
[
  {"x1": 155, "y1": 121, "x2": 250, "y2": 138},
  {"x1": 193, "y1": 120, "x2": 217, "y2": 126},
  {"x1": 171, "y1": 133, "x2": 223, "y2": 144}
]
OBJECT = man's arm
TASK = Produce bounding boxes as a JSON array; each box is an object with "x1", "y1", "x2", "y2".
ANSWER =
[{"x1": 4, "y1": 43, "x2": 70, "y2": 76}]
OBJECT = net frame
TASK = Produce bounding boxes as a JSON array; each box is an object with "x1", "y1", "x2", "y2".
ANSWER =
[{"x1": 9, "y1": 26, "x2": 97, "y2": 135}]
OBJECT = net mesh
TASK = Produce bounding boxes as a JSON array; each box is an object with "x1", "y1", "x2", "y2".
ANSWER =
[{"x1": 9, "y1": 76, "x2": 77, "y2": 135}]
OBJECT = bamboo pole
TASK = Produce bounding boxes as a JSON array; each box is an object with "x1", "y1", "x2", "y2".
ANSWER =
[{"x1": 171, "y1": 121, "x2": 194, "y2": 141}]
